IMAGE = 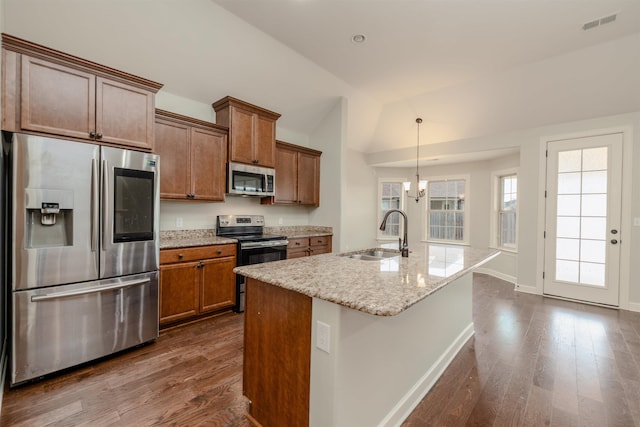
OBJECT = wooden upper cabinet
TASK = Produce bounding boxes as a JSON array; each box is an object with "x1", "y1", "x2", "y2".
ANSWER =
[
  {"x1": 297, "y1": 151, "x2": 320, "y2": 206},
  {"x1": 155, "y1": 109, "x2": 228, "y2": 201},
  {"x1": 20, "y1": 56, "x2": 96, "y2": 139},
  {"x1": 255, "y1": 114, "x2": 277, "y2": 166},
  {"x1": 212, "y1": 96, "x2": 280, "y2": 168},
  {"x1": 274, "y1": 144, "x2": 298, "y2": 204},
  {"x1": 190, "y1": 127, "x2": 226, "y2": 201},
  {"x1": 96, "y1": 77, "x2": 155, "y2": 150},
  {"x1": 154, "y1": 119, "x2": 191, "y2": 199},
  {"x1": 2, "y1": 34, "x2": 162, "y2": 150},
  {"x1": 271, "y1": 141, "x2": 321, "y2": 206}
]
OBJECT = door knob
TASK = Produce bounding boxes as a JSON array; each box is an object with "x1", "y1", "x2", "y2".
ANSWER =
[
  {"x1": 611, "y1": 229, "x2": 618, "y2": 234},
  {"x1": 611, "y1": 239, "x2": 618, "y2": 244}
]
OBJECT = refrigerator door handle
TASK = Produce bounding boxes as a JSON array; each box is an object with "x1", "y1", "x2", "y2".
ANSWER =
[
  {"x1": 30, "y1": 278, "x2": 151, "y2": 302},
  {"x1": 91, "y1": 158, "x2": 99, "y2": 252},
  {"x1": 101, "y1": 159, "x2": 108, "y2": 251}
]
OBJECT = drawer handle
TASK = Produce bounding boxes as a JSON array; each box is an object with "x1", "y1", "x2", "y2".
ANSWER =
[{"x1": 178, "y1": 253, "x2": 184, "y2": 259}]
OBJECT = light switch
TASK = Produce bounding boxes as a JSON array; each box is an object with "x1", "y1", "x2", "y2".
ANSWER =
[
  {"x1": 634, "y1": 217, "x2": 640, "y2": 227},
  {"x1": 316, "y1": 321, "x2": 331, "y2": 353},
  {"x1": 176, "y1": 217, "x2": 184, "y2": 228}
]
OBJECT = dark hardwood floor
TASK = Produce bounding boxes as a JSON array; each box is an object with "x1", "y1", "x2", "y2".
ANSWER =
[{"x1": 2, "y1": 273, "x2": 640, "y2": 426}]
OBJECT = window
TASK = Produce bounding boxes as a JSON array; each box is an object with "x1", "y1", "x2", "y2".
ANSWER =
[
  {"x1": 426, "y1": 177, "x2": 468, "y2": 244},
  {"x1": 491, "y1": 169, "x2": 518, "y2": 251},
  {"x1": 377, "y1": 179, "x2": 404, "y2": 239}
]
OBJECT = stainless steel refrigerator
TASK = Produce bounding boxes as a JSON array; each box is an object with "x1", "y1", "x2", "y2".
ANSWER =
[{"x1": 5, "y1": 132, "x2": 160, "y2": 385}]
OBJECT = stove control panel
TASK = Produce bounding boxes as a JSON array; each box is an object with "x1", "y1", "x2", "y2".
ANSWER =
[{"x1": 217, "y1": 214, "x2": 265, "y2": 228}]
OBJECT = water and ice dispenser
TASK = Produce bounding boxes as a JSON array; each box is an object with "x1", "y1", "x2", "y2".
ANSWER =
[{"x1": 25, "y1": 188, "x2": 74, "y2": 248}]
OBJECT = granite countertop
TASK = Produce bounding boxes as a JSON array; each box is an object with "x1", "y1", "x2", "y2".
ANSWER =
[
  {"x1": 234, "y1": 243, "x2": 499, "y2": 316},
  {"x1": 160, "y1": 226, "x2": 333, "y2": 249},
  {"x1": 265, "y1": 225, "x2": 333, "y2": 239},
  {"x1": 160, "y1": 230, "x2": 236, "y2": 250}
]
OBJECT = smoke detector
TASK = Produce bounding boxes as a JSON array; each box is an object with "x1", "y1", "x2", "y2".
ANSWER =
[{"x1": 582, "y1": 12, "x2": 618, "y2": 30}]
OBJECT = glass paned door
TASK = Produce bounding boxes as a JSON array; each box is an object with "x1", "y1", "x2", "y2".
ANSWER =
[{"x1": 543, "y1": 133, "x2": 622, "y2": 306}]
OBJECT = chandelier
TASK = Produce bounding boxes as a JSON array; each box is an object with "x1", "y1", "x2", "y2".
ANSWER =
[{"x1": 403, "y1": 118, "x2": 427, "y2": 202}]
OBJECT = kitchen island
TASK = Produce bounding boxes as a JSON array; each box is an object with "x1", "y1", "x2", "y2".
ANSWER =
[{"x1": 235, "y1": 243, "x2": 499, "y2": 427}]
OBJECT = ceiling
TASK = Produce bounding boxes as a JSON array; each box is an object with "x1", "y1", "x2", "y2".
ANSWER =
[
  {"x1": 4, "y1": 0, "x2": 639, "y2": 166},
  {"x1": 213, "y1": 0, "x2": 640, "y2": 160}
]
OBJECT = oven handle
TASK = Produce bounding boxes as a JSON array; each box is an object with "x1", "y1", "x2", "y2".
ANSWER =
[
  {"x1": 240, "y1": 240, "x2": 289, "y2": 249},
  {"x1": 30, "y1": 278, "x2": 151, "y2": 302}
]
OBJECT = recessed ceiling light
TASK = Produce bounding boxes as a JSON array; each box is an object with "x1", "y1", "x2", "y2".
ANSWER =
[{"x1": 351, "y1": 34, "x2": 366, "y2": 44}]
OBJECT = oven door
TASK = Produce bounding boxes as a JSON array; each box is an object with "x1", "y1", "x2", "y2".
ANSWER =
[
  {"x1": 100, "y1": 147, "x2": 159, "y2": 279},
  {"x1": 236, "y1": 241, "x2": 287, "y2": 312},
  {"x1": 239, "y1": 242, "x2": 287, "y2": 266}
]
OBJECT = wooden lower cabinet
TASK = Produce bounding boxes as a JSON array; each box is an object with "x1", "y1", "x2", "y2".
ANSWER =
[
  {"x1": 287, "y1": 235, "x2": 332, "y2": 259},
  {"x1": 244, "y1": 278, "x2": 311, "y2": 427},
  {"x1": 159, "y1": 244, "x2": 236, "y2": 327}
]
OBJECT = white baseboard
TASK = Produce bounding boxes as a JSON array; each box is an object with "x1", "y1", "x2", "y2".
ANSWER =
[
  {"x1": 380, "y1": 323, "x2": 475, "y2": 427},
  {"x1": 474, "y1": 267, "x2": 516, "y2": 284},
  {"x1": 627, "y1": 302, "x2": 640, "y2": 313},
  {"x1": 514, "y1": 283, "x2": 539, "y2": 295}
]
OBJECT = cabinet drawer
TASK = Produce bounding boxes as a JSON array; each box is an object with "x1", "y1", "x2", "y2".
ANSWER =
[
  {"x1": 160, "y1": 244, "x2": 236, "y2": 264},
  {"x1": 287, "y1": 238, "x2": 309, "y2": 250},
  {"x1": 309, "y1": 236, "x2": 330, "y2": 247}
]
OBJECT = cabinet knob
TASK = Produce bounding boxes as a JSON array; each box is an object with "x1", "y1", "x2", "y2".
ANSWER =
[
  {"x1": 96, "y1": 132, "x2": 103, "y2": 139},
  {"x1": 295, "y1": 242, "x2": 300, "y2": 246},
  {"x1": 217, "y1": 250, "x2": 223, "y2": 255},
  {"x1": 252, "y1": 159, "x2": 259, "y2": 164},
  {"x1": 178, "y1": 253, "x2": 184, "y2": 259},
  {"x1": 89, "y1": 131, "x2": 96, "y2": 138}
]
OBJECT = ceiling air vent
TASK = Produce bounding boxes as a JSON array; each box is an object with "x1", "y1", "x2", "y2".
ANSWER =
[{"x1": 582, "y1": 13, "x2": 617, "y2": 30}]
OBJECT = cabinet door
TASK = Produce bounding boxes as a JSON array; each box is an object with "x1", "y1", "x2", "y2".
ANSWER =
[
  {"x1": 287, "y1": 248, "x2": 309, "y2": 259},
  {"x1": 229, "y1": 106, "x2": 255, "y2": 165},
  {"x1": 96, "y1": 77, "x2": 154, "y2": 150},
  {"x1": 155, "y1": 120, "x2": 191, "y2": 200},
  {"x1": 297, "y1": 152, "x2": 320, "y2": 206},
  {"x1": 200, "y1": 256, "x2": 236, "y2": 313},
  {"x1": 190, "y1": 128, "x2": 227, "y2": 201},
  {"x1": 20, "y1": 55, "x2": 95, "y2": 139},
  {"x1": 254, "y1": 115, "x2": 276, "y2": 167},
  {"x1": 159, "y1": 262, "x2": 199, "y2": 326},
  {"x1": 274, "y1": 145, "x2": 298, "y2": 204}
]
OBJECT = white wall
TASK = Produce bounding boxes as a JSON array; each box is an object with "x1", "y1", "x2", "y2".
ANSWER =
[{"x1": 309, "y1": 98, "x2": 345, "y2": 248}]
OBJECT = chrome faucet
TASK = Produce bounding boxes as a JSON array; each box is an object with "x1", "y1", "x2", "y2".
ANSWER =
[{"x1": 379, "y1": 209, "x2": 409, "y2": 257}]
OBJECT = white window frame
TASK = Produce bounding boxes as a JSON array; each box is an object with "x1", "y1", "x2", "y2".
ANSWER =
[
  {"x1": 377, "y1": 178, "x2": 406, "y2": 240},
  {"x1": 490, "y1": 168, "x2": 519, "y2": 252},
  {"x1": 424, "y1": 174, "x2": 470, "y2": 245}
]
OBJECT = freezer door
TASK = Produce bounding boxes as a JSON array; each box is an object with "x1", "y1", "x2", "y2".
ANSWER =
[
  {"x1": 11, "y1": 271, "x2": 158, "y2": 385},
  {"x1": 100, "y1": 146, "x2": 159, "y2": 278},
  {"x1": 11, "y1": 134, "x2": 100, "y2": 290}
]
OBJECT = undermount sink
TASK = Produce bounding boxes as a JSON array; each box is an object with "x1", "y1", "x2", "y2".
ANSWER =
[{"x1": 339, "y1": 248, "x2": 401, "y2": 261}]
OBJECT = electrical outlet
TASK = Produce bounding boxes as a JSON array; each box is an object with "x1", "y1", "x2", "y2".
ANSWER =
[
  {"x1": 316, "y1": 321, "x2": 330, "y2": 353},
  {"x1": 634, "y1": 217, "x2": 640, "y2": 227},
  {"x1": 176, "y1": 217, "x2": 183, "y2": 228},
  {"x1": 278, "y1": 217, "x2": 283, "y2": 225}
]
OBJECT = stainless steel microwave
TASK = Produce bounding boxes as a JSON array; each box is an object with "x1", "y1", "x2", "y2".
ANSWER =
[{"x1": 227, "y1": 162, "x2": 275, "y2": 197}]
